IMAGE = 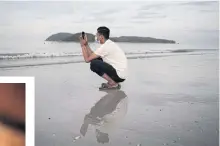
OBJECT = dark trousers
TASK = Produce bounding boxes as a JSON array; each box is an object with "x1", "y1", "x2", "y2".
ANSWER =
[{"x1": 90, "y1": 58, "x2": 125, "y2": 83}]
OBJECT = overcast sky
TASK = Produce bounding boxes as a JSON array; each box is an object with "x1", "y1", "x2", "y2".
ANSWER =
[{"x1": 0, "y1": 1, "x2": 218, "y2": 46}]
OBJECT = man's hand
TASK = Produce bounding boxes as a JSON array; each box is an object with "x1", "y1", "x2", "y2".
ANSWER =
[
  {"x1": 79, "y1": 34, "x2": 99, "y2": 63},
  {"x1": 79, "y1": 34, "x2": 88, "y2": 47}
]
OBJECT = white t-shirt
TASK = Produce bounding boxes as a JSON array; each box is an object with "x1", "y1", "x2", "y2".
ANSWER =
[{"x1": 94, "y1": 39, "x2": 128, "y2": 79}]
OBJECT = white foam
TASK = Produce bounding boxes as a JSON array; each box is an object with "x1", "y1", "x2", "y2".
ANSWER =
[{"x1": 0, "y1": 52, "x2": 82, "y2": 60}]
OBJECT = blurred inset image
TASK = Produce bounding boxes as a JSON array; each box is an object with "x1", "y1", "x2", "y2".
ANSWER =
[{"x1": 0, "y1": 83, "x2": 25, "y2": 146}]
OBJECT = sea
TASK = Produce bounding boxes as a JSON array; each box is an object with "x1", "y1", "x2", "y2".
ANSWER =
[{"x1": 0, "y1": 39, "x2": 218, "y2": 68}]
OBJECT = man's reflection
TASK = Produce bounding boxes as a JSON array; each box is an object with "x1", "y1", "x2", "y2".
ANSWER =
[{"x1": 80, "y1": 90, "x2": 128, "y2": 144}]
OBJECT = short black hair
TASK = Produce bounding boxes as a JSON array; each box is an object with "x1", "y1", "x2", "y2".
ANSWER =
[{"x1": 97, "y1": 26, "x2": 110, "y2": 39}]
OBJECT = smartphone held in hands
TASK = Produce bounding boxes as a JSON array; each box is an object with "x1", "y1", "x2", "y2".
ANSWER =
[{"x1": 82, "y1": 31, "x2": 85, "y2": 39}]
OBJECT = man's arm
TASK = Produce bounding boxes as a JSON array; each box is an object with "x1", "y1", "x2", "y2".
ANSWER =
[
  {"x1": 79, "y1": 34, "x2": 99, "y2": 63},
  {"x1": 81, "y1": 45, "x2": 99, "y2": 63},
  {"x1": 85, "y1": 44, "x2": 93, "y2": 56},
  {"x1": 83, "y1": 34, "x2": 93, "y2": 56}
]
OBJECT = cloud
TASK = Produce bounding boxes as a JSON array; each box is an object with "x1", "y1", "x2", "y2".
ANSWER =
[
  {"x1": 91, "y1": 9, "x2": 123, "y2": 16},
  {"x1": 0, "y1": 0, "x2": 218, "y2": 47},
  {"x1": 200, "y1": 9, "x2": 218, "y2": 13},
  {"x1": 180, "y1": 1, "x2": 218, "y2": 6},
  {"x1": 132, "y1": 6, "x2": 167, "y2": 23},
  {"x1": 139, "y1": 3, "x2": 168, "y2": 11},
  {"x1": 132, "y1": 11, "x2": 166, "y2": 19},
  {"x1": 129, "y1": 20, "x2": 152, "y2": 24}
]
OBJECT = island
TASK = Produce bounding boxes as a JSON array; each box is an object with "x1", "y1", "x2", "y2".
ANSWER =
[{"x1": 45, "y1": 32, "x2": 176, "y2": 44}]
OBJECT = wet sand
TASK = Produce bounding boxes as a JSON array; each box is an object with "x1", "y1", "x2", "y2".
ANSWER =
[{"x1": 0, "y1": 52, "x2": 218, "y2": 146}]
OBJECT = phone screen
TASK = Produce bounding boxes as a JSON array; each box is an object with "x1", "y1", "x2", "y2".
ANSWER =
[{"x1": 82, "y1": 32, "x2": 85, "y2": 39}]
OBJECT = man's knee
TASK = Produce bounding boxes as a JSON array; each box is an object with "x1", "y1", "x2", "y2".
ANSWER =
[{"x1": 90, "y1": 60, "x2": 99, "y2": 72}]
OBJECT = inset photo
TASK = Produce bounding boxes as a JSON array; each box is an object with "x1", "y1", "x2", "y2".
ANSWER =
[{"x1": 0, "y1": 77, "x2": 34, "y2": 146}]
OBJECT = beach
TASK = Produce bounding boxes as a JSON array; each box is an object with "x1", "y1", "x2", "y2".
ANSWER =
[
  {"x1": 0, "y1": 1, "x2": 219, "y2": 146},
  {"x1": 0, "y1": 51, "x2": 218, "y2": 146}
]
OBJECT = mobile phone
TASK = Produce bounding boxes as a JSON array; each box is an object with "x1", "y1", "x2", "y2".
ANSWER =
[{"x1": 82, "y1": 31, "x2": 85, "y2": 39}]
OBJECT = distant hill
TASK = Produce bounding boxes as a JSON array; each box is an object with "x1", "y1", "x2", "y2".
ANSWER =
[
  {"x1": 110, "y1": 36, "x2": 176, "y2": 43},
  {"x1": 62, "y1": 32, "x2": 95, "y2": 42},
  {"x1": 46, "y1": 32, "x2": 176, "y2": 44},
  {"x1": 45, "y1": 32, "x2": 73, "y2": 41}
]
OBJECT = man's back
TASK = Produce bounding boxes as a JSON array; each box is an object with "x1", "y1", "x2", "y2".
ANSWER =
[{"x1": 94, "y1": 39, "x2": 128, "y2": 79}]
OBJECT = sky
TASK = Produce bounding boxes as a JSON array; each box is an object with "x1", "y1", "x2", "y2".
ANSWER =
[{"x1": 0, "y1": 1, "x2": 219, "y2": 47}]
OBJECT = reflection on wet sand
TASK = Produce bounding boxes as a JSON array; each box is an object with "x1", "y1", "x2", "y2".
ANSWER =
[{"x1": 80, "y1": 90, "x2": 128, "y2": 144}]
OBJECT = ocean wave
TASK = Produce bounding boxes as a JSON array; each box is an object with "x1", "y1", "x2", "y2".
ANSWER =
[
  {"x1": 0, "y1": 52, "x2": 82, "y2": 60},
  {"x1": 0, "y1": 53, "x2": 206, "y2": 69},
  {"x1": 0, "y1": 49, "x2": 200, "y2": 60},
  {"x1": 171, "y1": 49, "x2": 194, "y2": 53}
]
